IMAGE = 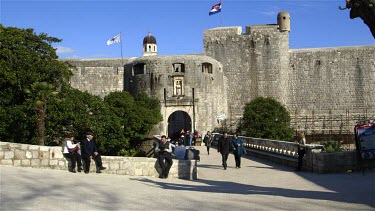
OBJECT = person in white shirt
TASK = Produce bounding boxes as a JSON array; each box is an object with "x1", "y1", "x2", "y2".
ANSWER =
[{"x1": 63, "y1": 134, "x2": 83, "y2": 173}]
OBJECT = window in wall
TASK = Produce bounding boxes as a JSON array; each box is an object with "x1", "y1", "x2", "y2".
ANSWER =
[
  {"x1": 173, "y1": 76, "x2": 184, "y2": 96},
  {"x1": 133, "y1": 63, "x2": 146, "y2": 75},
  {"x1": 148, "y1": 45, "x2": 151, "y2": 52},
  {"x1": 202, "y1": 62, "x2": 213, "y2": 74},
  {"x1": 173, "y1": 63, "x2": 185, "y2": 73}
]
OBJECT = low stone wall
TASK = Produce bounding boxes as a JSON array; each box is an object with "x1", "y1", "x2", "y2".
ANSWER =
[
  {"x1": 312, "y1": 151, "x2": 375, "y2": 173},
  {"x1": 0, "y1": 142, "x2": 197, "y2": 180},
  {"x1": 212, "y1": 133, "x2": 375, "y2": 173}
]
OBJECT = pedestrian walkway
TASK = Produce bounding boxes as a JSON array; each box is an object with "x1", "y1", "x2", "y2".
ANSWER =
[{"x1": 0, "y1": 146, "x2": 374, "y2": 210}]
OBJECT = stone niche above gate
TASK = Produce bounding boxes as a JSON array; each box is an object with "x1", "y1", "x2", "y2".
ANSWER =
[{"x1": 173, "y1": 76, "x2": 184, "y2": 97}]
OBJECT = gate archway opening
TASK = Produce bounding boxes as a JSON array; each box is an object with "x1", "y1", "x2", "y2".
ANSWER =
[{"x1": 167, "y1": 111, "x2": 192, "y2": 141}]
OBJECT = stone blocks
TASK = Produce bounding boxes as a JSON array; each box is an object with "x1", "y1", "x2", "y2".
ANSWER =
[{"x1": 0, "y1": 142, "x2": 197, "y2": 179}]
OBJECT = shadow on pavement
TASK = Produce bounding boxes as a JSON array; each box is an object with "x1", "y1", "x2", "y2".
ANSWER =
[
  {"x1": 212, "y1": 151, "x2": 375, "y2": 208},
  {"x1": 0, "y1": 168, "x2": 122, "y2": 210},
  {"x1": 131, "y1": 175, "x2": 375, "y2": 208}
]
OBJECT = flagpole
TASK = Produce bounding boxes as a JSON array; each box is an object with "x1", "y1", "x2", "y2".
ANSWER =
[
  {"x1": 220, "y1": 11, "x2": 222, "y2": 27},
  {"x1": 120, "y1": 32, "x2": 124, "y2": 67},
  {"x1": 220, "y1": 0, "x2": 223, "y2": 27}
]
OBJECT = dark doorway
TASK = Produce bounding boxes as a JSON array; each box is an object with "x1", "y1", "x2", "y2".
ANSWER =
[{"x1": 168, "y1": 111, "x2": 191, "y2": 141}]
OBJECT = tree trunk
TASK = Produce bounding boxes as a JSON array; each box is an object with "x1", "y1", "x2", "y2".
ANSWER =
[{"x1": 37, "y1": 104, "x2": 46, "y2": 146}]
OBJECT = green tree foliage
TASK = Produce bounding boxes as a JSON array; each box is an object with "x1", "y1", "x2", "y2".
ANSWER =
[
  {"x1": 238, "y1": 97, "x2": 294, "y2": 142},
  {"x1": 0, "y1": 25, "x2": 163, "y2": 156},
  {"x1": 0, "y1": 104, "x2": 37, "y2": 144},
  {"x1": 0, "y1": 24, "x2": 72, "y2": 144},
  {"x1": 321, "y1": 141, "x2": 343, "y2": 153},
  {"x1": 0, "y1": 24, "x2": 72, "y2": 107},
  {"x1": 104, "y1": 92, "x2": 163, "y2": 155}
]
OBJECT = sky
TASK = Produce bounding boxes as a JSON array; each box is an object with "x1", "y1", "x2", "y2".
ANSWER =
[{"x1": 1, "y1": 0, "x2": 374, "y2": 59}]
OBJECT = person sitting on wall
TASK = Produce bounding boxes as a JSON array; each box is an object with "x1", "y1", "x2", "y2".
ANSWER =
[
  {"x1": 155, "y1": 135, "x2": 173, "y2": 179},
  {"x1": 80, "y1": 132, "x2": 106, "y2": 174},
  {"x1": 173, "y1": 141, "x2": 186, "y2": 160},
  {"x1": 63, "y1": 133, "x2": 83, "y2": 173}
]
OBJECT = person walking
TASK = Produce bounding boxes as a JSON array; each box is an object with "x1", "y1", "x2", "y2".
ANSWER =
[
  {"x1": 155, "y1": 135, "x2": 173, "y2": 179},
  {"x1": 80, "y1": 132, "x2": 106, "y2": 174},
  {"x1": 231, "y1": 133, "x2": 245, "y2": 168},
  {"x1": 217, "y1": 132, "x2": 231, "y2": 170},
  {"x1": 296, "y1": 132, "x2": 307, "y2": 171},
  {"x1": 203, "y1": 131, "x2": 213, "y2": 155},
  {"x1": 63, "y1": 133, "x2": 83, "y2": 173}
]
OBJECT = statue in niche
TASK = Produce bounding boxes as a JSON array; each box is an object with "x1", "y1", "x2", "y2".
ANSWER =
[
  {"x1": 174, "y1": 78, "x2": 183, "y2": 96},
  {"x1": 175, "y1": 80, "x2": 182, "y2": 96},
  {"x1": 340, "y1": 0, "x2": 375, "y2": 38}
]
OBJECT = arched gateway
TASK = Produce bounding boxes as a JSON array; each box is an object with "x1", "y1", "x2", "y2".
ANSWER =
[{"x1": 168, "y1": 111, "x2": 192, "y2": 140}]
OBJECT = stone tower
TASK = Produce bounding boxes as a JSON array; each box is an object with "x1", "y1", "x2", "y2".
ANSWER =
[
  {"x1": 143, "y1": 32, "x2": 157, "y2": 56},
  {"x1": 204, "y1": 12, "x2": 292, "y2": 128},
  {"x1": 277, "y1": 11, "x2": 291, "y2": 32}
]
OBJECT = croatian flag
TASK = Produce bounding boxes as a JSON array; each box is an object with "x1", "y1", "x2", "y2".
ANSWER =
[
  {"x1": 209, "y1": 2, "x2": 221, "y2": 16},
  {"x1": 107, "y1": 34, "x2": 121, "y2": 45}
]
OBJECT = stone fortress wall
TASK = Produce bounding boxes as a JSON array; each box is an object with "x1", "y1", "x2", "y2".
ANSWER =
[
  {"x1": 65, "y1": 11, "x2": 375, "y2": 134},
  {"x1": 203, "y1": 24, "x2": 291, "y2": 126},
  {"x1": 203, "y1": 21, "x2": 375, "y2": 129},
  {"x1": 124, "y1": 55, "x2": 228, "y2": 135},
  {"x1": 288, "y1": 46, "x2": 375, "y2": 112},
  {"x1": 66, "y1": 59, "x2": 128, "y2": 98}
]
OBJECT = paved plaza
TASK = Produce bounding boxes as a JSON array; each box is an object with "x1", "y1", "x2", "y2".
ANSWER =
[{"x1": 1, "y1": 146, "x2": 374, "y2": 210}]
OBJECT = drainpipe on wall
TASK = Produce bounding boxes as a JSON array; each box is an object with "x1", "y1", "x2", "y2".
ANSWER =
[{"x1": 192, "y1": 88, "x2": 195, "y2": 132}]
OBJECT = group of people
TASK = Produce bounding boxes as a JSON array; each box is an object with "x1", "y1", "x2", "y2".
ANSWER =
[
  {"x1": 216, "y1": 131, "x2": 307, "y2": 171},
  {"x1": 217, "y1": 132, "x2": 245, "y2": 170},
  {"x1": 177, "y1": 129, "x2": 200, "y2": 148},
  {"x1": 63, "y1": 132, "x2": 106, "y2": 174},
  {"x1": 64, "y1": 130, "x2": 306, "y2": 178}
]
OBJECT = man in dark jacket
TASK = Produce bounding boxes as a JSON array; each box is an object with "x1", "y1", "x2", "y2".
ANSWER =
[
  {"x1": 155, "y1": 135, "x2": 173, "y2": 179},
  {"x1": 81, "y1": 132, "x2": 106, "y2": 174},
  {"x1": 217, "y1": 132, "x2": 231, "y2": 170}
]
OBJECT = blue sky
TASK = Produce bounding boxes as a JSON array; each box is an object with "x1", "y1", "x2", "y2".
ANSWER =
[{"x1": 1, "y1": 0, "x2": 374, "y2": 59}]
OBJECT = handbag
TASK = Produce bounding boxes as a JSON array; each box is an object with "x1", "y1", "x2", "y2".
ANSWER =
[{"x1": 68, "y1": 145, "x2": 79, "y2": 153}]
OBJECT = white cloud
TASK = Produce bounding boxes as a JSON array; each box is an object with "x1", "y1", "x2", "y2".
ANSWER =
[
  {"x1": 259, "y1": 6, "x2": 280, "y2": 17},
  {"x1": 259, "y1": 10, "x2": 277, "y2": 16},
  {"x1": 55, "y1": 46, "x2": 75, "y2": 54}
]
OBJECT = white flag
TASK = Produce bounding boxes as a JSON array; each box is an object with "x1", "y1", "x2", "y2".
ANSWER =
[{"x1": 107, "y1": 34, "x2": 121, "y2": 45}]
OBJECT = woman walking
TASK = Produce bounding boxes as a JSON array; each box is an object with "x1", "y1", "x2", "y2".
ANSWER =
[
  {"x1": 203, "y1": 131, "x2": 213, "y2": 155},
  {"x1": 231, "y1": 133, "x2": 245, "y2": 168}
]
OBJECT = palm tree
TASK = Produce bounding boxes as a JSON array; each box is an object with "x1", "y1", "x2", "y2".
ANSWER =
[{"x1": 27, "y1": 82, "x2": 58, "y2": 145}]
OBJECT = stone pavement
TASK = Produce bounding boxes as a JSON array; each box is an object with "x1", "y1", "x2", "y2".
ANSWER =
[{"x1": 1, "y1": 146, "x2": 374, "y2": 210}]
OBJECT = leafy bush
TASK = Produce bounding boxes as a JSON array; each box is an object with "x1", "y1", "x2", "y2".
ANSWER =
[
  {"x1": 321, "y1": 141, "x2": 343, "y2": 153},
  {"x1": 238, "y1": 97, "x2": 294, "y2": 142}
]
